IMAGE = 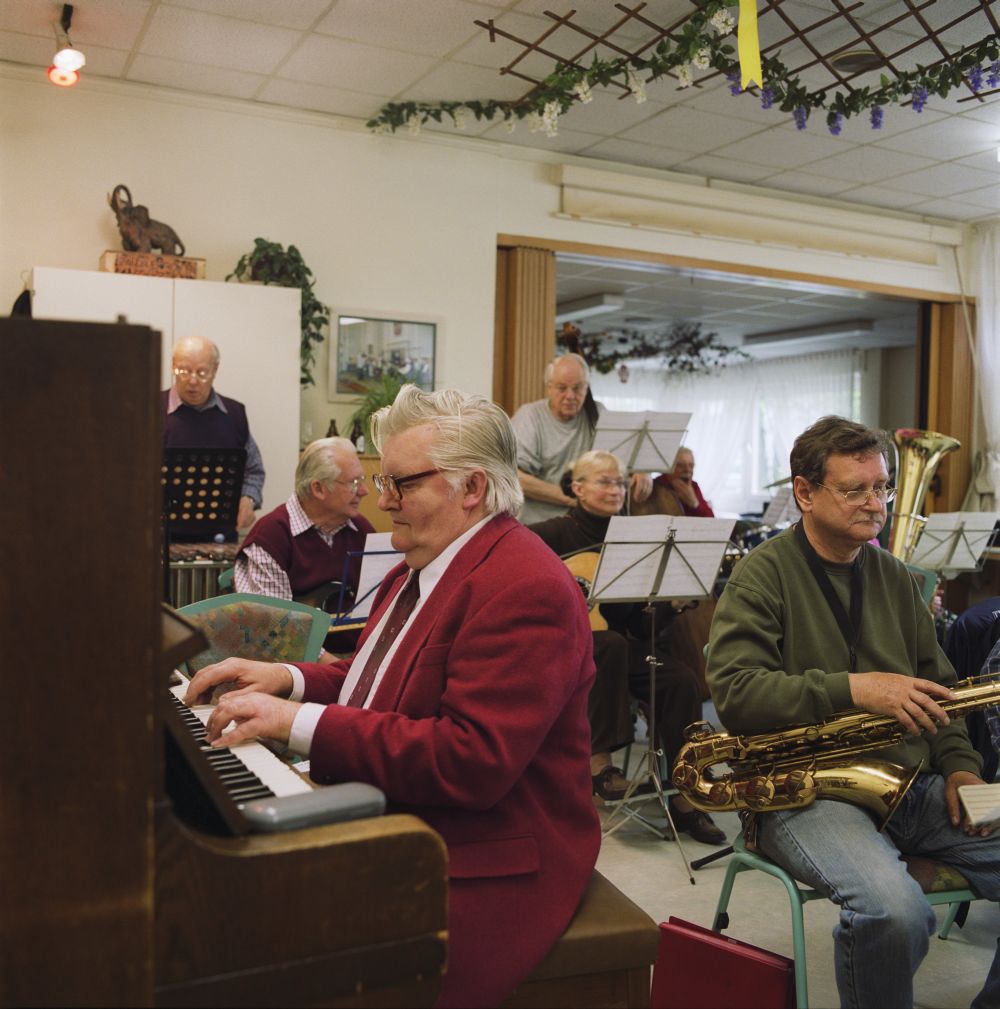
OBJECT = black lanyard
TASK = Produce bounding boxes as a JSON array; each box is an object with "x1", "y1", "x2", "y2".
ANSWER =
[{"x1": 794, "y1": 521, "x2": 863, "y2": 673}]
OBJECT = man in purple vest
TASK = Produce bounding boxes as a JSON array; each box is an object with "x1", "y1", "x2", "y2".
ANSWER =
[
  {"x1": 163, "y1": 335, "x2": 265, "y2": 540},
  {"x1": 236, "y1": 437, "x2": 375, "y2": 653}
]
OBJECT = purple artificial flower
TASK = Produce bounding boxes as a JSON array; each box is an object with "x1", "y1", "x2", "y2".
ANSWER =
[
  {"x1": 793, "y1": 105, "x2": 808, "y2": 130},
  {"x1": 828, "y1": 112, "x2": 843, "y2": 136},
  {"x1": 870, "y1": 105, "x2": 884, "y2": 130},
  {"x1": 988, "y1": 61, "x2": 1000, "y2": 89},
  {"x1": 727, "y1": 70, "x2": 741, "y2": 96},
  {"x1": 970, "y1": 65, "x2": 984, "y2": 92},
  {"x1": 912, "y1": 85, "x2": 928, "y2": 113},
  {"x1": 760, "y1": 87, "x2": 774, "y2": 110}
]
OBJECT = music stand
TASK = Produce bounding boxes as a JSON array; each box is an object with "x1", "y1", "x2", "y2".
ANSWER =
[
  {"x1": 328, "y1": 532, "x2": 403, "y2": 629},
  {"x1": 909, "y1": 511, "x2": 1000, "y2": 578},
  {"x1": 761, "y1": 486, "x2": 796, "y2": 527},
  {"x1": 592, "y1": 410, "x2": 691, "y2": 499},
  {"x1": 589, "y1": 514, "x2": 734, "y2": 882},
  {"x1": 162, "y1": 447, "x2": 246, "y2": 604}
]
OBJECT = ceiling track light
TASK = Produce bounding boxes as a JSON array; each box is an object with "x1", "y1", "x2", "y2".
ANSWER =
[{"x1": 48, "y1": 4, "x2": 85, "y2": 88}]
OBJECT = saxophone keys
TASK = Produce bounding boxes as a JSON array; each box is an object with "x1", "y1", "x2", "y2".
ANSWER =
[
  {"x1": 743, "y1": 775, "x2": 776, "y2": 809},
  {"x1": 783, "y1": 768, "x2": 817, "y2": 802}
]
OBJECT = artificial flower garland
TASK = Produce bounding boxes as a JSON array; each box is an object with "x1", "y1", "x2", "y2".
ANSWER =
[
  {"x1": 558, "y1": 320, "x2": 750, "y2": 375},
  {"x1": 366, "y1": 0, "x2": 1000, "y2": 137}
]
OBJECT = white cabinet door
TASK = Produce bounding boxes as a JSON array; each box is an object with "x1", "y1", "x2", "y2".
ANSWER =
[
  {"x1": 174, "y1": 278, "x2": 299, "y2": 515},
  {"x1": 31, "y1": 266, "x2": 175, "y2": 384},
  {"x1": 30, "y1": 267, "x2": 300, "y2": 517}
]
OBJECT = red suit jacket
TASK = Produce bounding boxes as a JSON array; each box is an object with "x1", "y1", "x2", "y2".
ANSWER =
[{"x1": 294, "y1": 514, "x2": 600, "y2": 1008}]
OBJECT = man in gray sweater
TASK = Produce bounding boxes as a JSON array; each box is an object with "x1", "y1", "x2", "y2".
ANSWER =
[{"x1": 707, "y1": 415, "x2": 1000, "y2": 1009}]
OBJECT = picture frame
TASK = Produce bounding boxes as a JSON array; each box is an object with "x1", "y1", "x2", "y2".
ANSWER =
[{"x1": 330, "y1": 313, "x2": 436, "y2": 400}]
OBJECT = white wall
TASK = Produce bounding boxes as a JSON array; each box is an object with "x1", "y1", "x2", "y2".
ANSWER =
[{"x1": 0, "y1": 65, "x2": 969, "y2": 459}]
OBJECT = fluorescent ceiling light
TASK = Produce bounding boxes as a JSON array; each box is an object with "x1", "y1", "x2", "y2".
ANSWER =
[
  {"x1": 555, "y1": 293, "x2": 625, "y2": 323},
  {"x1": 744, "y1": 318, "x2": 875, "y2": 345}
]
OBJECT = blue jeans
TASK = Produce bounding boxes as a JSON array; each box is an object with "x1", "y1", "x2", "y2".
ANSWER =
[{"x1": 756, "y1": 774, "x2": 1000, "y2": 1009}]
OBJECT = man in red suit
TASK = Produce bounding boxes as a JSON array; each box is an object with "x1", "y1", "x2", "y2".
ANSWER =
[{"x1": 184, "y1": 385, "x2": 601, "y2": 1008}]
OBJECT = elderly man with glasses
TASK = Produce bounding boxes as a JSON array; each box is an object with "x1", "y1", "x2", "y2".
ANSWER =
[
  {"x1": 706, "y1": 414, "x2": 1000, "y2": 1009},
  {"x1": 234, "y1": 437, "x2": 375, "y2": 652},
  {"x1": 163, "y1": 335, "x2": 264, "y2": 539},
  {"x1": 182, "y1": 385, "x2": 599, "y2": 1008}
]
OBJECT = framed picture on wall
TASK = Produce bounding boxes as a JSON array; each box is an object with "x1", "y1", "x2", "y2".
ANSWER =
[{"x1": 330, "y1": 314, "x2": 436, "y2": 400}]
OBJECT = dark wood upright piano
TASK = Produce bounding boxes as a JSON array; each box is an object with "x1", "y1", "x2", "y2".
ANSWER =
[{"x1": 0, "y1": 318, "x2": 447, "y2": 1008}]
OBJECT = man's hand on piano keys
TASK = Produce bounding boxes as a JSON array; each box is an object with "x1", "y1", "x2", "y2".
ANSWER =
[
  {"x1": 184, "y1": 657, "x2": 294, "y2": 707},
  {"x1": 204, "y1": 691, "x2": 302, "y2": 748}
]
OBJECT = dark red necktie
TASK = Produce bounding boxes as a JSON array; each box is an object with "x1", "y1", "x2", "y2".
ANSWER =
[{"x1": 346, "y1": 572, "x2": 420, "y2": 707}]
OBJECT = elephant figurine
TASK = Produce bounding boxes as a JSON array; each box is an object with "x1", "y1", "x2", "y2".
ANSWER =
[{"x1": 108, "y1": 184, "x2": 185, "y2": 256}]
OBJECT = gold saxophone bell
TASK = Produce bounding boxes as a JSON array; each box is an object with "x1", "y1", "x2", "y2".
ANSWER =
[{"x1": 889, "y1": 428, "x2": 960, "y2": 563}]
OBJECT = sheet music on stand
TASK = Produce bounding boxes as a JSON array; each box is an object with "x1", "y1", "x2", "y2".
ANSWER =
[
  {"x1": 591, "y1": 515, "x2": 736, "y2": 603},
  {"x1": 908, "y1": 511, "x2": 1000, "y2": 576},
  {"x1": 329, "y1": 532, "x2": 403, "y2": 625},
  {"x1": 590, "y1": 514, "x2": 734, "y2": 880},
  {"x1": 592, "y1": 410, "x2": 690, "y2": 474},
  {"x1": 761, "y1": 486, "x2": 796, "y2": 527}
]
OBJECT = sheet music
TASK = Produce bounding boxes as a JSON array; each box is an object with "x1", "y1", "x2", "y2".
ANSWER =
[
  {"x1": 909, "y1": 511, "x2": 1000, "y2": 572},
  {"x1": 958, "y1": 783, "x2": 1000, "y2": 828},
  {"x1": 350, "y1": 533, "x2": 402, "y2": 619},
  {"x1": 761, "y1": 486, "x2": 795, "y2": 526},
  {"x1": 592, "y1": 410, "x2": 690, "y2": 472},
  {"x1": 590, "y1": 515, "x2": 734, "y2": 602}
]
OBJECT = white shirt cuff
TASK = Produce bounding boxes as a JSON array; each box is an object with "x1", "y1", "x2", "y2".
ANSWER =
[
  {"x1": 285, "y1": 663, "x2": 305, "y2": 701},
  {"x1": 289, "y1": 702, "x2": 326, "y2": 756}
]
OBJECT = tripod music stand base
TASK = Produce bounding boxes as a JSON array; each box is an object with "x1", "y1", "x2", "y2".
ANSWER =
[{"x1": 602, "y1": 795, "x2": 674, "y2": 842}]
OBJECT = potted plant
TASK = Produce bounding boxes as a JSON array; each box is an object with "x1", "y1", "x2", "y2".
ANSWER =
[
  {"x1": 348, "y1": 370, "x2": 406, "y2": 452},
  {"x1": 228, "y1": 238, "x2": 329, "y2": 387}
]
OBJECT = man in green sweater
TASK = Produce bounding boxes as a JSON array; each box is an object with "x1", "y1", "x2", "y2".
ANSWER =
[{"x1": 707, "y1": 415, "x2": 1000, "y2": 1009}]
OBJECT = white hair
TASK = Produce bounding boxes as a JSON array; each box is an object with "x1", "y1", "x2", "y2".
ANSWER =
[
  {"x1": 544, "y1": 352, "x2": 590, "y2": 385},
  {"x1": 369, "y1": 384, "x2": 524, "y2": 517},
  {"x1": 295, "y1": 437, "x2": 358, "y2": 499}
]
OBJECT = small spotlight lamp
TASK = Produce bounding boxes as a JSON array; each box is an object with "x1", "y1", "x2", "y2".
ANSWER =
[{"x1": 48, "y1": 4, "x2": 85, "y2": 88}]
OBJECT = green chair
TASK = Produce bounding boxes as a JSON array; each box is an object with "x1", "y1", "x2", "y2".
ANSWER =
[
  {"x1": 176, "y1": 592, "x2": 329, "y2": 670},
  {"x1": 905, "y1": 562, "x2": 938, "y2": 609},
  {"x1": 712, "y1": 832, "x2": 980, "y2": 1009},
  {"x1": 216, "y1": 565, "x2": 234, "y2": 593}
]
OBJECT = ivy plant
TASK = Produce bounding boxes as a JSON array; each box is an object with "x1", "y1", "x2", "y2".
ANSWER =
[{"x1": 227, "y1": 238, "x2": 330, "y2": 387}]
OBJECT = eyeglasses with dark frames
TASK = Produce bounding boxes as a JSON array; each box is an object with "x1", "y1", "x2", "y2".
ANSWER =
[
  {"x1": 814, "y1": 482, "x2": 896, "y2": 507},
  {"x1": 373, "y1": 468, "x2": 442, "y2": 499},
  {"x1": 173, "y1": 366, "x2": 215, "y2": 383}
]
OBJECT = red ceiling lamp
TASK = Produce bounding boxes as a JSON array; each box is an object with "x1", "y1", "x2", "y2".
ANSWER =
[{"x1": 47, "y1": 4, "x2": 85, "y2": 88}]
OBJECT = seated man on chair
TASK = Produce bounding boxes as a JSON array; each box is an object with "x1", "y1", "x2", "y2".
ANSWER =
[
  {"x1": 184, "y1": 385, "x2": 600, "y2": 1009},
  {"x1": 235, "y1": 437, "x2": 375, "y2": 654},
  {"x1": 706, "y1": 415, "x2": 1000, "y2": 1009}
]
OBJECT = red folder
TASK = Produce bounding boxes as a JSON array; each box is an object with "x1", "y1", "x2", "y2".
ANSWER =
[{"x1": 650, "y1": 916, "x2": 795, "y2": 1009}]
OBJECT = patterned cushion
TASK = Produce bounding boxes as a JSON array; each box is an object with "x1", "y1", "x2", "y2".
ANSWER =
[
  {"x1": 902, "y1": 854, "x2": 973, "y2": 894},
  {"x1": 186, "y1": 602, "x2": 318, "y2": 671}
]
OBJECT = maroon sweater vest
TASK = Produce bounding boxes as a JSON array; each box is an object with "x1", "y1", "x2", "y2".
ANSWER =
[{"x1": 239, "y1": 503, "x2": 375, "y2": 601}]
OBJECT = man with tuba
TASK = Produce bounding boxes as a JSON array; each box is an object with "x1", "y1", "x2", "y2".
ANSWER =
[{"x1": 706, "y1": 415, "x2": 1000, "y2": 1009}]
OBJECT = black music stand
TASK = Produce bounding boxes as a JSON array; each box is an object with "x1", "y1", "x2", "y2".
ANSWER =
[
  {"x1": 162, "y1": 447, "x2": 246, "y2": 604},
  {"x1": 328, "y1": 532, "x2": 403, "y2": 629},
  {"x1": 590, "y1": 514, "x2": 733, "y2": 883}
]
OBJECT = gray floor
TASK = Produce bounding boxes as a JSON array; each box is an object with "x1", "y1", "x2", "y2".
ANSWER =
[{"x1": 594, "y1": 716, "x2": 999, "y2": 1009}]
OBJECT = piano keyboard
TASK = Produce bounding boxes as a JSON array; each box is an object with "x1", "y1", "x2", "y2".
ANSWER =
[{"x1": 169, "y1": 684, "x2": 312, "y2": 803}]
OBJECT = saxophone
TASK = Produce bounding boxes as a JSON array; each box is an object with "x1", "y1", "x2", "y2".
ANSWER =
[{"x1": 671, "y1": 678, "x2": 1000, "y2": 828}]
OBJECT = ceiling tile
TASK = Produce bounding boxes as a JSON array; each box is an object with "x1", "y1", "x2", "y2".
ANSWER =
[
  {"x1": 794, "y1": 144, "x2": 936, "y2": 183},
  {"x1": 579, "y1": 138, "x2": 690, "y2": 171},
  {"x1": 620, "y1": 106, "x2": 769, "y2": 152},
  {"x1": 141, "y1": 4, "x2": 301, "y2": 74},
  {"x1": 255, "y1": 78, "x2": 386, "y2": 119},
  {"x1": 278, "y1": 34, "x2": 436, "y2": 95},
  {"x1": 755, "y1": 171, "x2": 853, "y2": 197},
  {"x1": 404, "y1": 60, "x2": 528, "y2": 103},
  {"x1": 875, "y1": 114, "x2": 1000, "y2": 158},
  {"x1": 904, "y1": 197, "x2": 993, "y2": 221},
  {"x1": 709, "y1": 125, "x2": 847, "y2": 169},
  {"x1": 670, "y1": 154, "x2": 776, "y2": 184},
  {"x1": 479, "y1": 121, "x2": 605, "y2": 153},
  {"x1": 449, "y1": 10, "x2": 551, "y2": 70},
  {"x1": 127, "y1": 53, "x2": 263, "y2": 98},
  {"x1": 832, "y1": 185, "x2": 925, "y2": 210},
  {"x1": 889, "y1": 161, "x2": 1000, "y2": 197},
  {"x1": 168, "y1": 0, "x2": 330, "y2": 31},
  {"x1": 315, "y1": 0, "x2": 502, "y2": 57}
]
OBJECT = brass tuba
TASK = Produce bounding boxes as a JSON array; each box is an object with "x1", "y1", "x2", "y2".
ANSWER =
[
  {"x1": 889, "y1": 428, "x2": 960, "y2": 563},
  {"x1": 671, "y1": 677, "x2": 1000, "y2": 827}
]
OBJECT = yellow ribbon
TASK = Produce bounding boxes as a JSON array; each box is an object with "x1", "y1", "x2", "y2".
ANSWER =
[{"x1": 738, "y1": 0, "x2": 763, "y2": 90}]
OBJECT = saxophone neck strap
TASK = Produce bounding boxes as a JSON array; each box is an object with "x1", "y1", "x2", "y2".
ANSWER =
[{"x1": 794, "y1": 520, "x2": 863, "y2": 673}]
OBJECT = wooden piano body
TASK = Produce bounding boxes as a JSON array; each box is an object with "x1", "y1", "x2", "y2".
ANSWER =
[{"x1": 0, "y1": 318, "x2": 447, "y2": 1007}]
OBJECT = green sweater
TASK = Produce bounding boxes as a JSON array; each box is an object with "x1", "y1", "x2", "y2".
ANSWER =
[{"x1": 707, "y1": 526, "x2": 980, "y2": 778}]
